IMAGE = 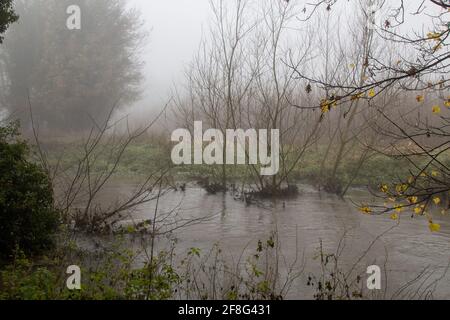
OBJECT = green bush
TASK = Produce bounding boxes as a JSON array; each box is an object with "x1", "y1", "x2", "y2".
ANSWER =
[
  {"x1": 0, "y1": 253, "x2": 60, "y2": 300},
  {"x1": 0, "y1": 121, "x2": 59, "y2": 261}
]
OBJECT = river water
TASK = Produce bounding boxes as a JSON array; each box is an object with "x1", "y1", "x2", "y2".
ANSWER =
[{"x1": 87, "y1": 182, "x2": 450, "y2": 299}]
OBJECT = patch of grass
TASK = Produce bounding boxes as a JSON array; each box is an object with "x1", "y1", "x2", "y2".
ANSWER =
[{"x1": 40, "y1": 140, "x2": 440, "y2": 189}]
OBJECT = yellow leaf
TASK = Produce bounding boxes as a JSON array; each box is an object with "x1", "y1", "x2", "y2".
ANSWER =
[
  {"x1": 380, "y1": 184, "x2": 389, "y2": 193},
  {"x1": 408, "y1": 196, "x2": 418, "y2": 204},
  {"x1": 445, "y1": 100, "x2": 450, "y2": 108},
  {"x1": 368, "y1": 88, "x2": 376, "y2": 98},
  {"x1": 429, "y1": 222, "x2": 441, "y2": 232},
  {"x1": 394, "y1": 205, "x2": 403, "y2": 213},
  {"x1": 390, "y1": 213, "x2": 399, "y2": 220},
  {"x1": 320, "y1": 99, "x2": 332, "y2": 113},
  {"x1": 396, "y1": 184, "x2": 408, "y2": 194},
  {"x1": 414, "y1": 207, "x2": 422, "y2": 215},
  {"x1": 359, "y1": 206, "x2": 372, "y2": 214},
  {"x1": 431, "y1": 170, "x2": 439, "y2": 177},
  {"x1": 427, "y1": 32, "x2": 441, "y2": 40},
  {"x1": 432, "y1": 105, "x2": 441, "y2": 114},
  {"x1": 416, "y1": 95, "x2": 424, "y2": 103},
  {"x1": 433, "y1": 197, "x2": 441, "y2": 205}
]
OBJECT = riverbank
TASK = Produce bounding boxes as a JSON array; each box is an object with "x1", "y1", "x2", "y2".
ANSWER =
[{"x1": 39, "y1": 141, "x2": 436, "y2": 190}]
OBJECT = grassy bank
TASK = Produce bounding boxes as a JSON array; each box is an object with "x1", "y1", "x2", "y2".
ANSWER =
[{"x1": 40, "y1": 140, "x2": 438, "y2": 190}]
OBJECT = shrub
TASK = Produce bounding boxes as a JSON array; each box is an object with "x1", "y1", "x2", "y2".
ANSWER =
[
  {"x1": 0, "y1": 252, "x2": 60, "y2": 300},
  {"x1": 0, "y1": 121, "x2": 59, "y2": 261}
]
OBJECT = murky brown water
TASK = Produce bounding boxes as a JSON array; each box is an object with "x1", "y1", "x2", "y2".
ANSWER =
[{"x1": 88, "y1": 182, "x2": 450, "y2": 299}]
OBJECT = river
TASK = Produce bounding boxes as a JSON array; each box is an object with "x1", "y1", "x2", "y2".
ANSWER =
[{"x1": 81, "y1": 182, "x2": 450, "y2": 299}]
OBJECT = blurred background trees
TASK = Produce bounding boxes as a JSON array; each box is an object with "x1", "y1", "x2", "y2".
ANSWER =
[{"x1": 0, "y1": 0, "x2": 145, "y2": 133}]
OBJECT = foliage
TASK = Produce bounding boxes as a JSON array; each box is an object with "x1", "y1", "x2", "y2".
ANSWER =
[
  {"x1": 0, "y1": 252, "x2": 60, "y2": 300},
  {"x1": 0, "y1": 121, "x2": 59, "y2": 261},
  {"x1": 0, "y1": 0, "x2": 18, "y2": 43},
  {"x1": 0, "y1": 235, "x2": 294, "y2": 300},
  {"x1": 359, "y1": 149, "x2": 450, "y2": 232},
  {"x1": 0, "y1": 238, "x2": 181, "y2": 300}
]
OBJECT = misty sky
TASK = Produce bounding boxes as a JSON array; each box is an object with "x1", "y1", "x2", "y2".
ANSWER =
[
  {"x1": 128, "y1": 0, "x2": 211, "y2": 113},
  {"x1": 123, "y1": 0, "x2": 439, "y2": 121}
]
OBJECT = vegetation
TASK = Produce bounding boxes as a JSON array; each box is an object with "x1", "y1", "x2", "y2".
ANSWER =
[
  {"x1": 0, "y1": 234, "x2": 294, "y2": 300},
  {"x1": 0, "y1": 0, "x2": 145, "y2": 131},
  {"x1": 0, "y1": 0, "x2": 17, "y2": 44},
  {"x1": 0, "y1": 122, "x2": 59, "y2": 261}
]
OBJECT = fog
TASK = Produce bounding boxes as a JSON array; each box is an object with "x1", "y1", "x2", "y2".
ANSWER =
[
  {"x1": 124, "y1": 0, "x2": 211, "y2": 121},
  {"x1": 124, "y1": 0, "x2": 439, "y2": 124},
  {"x1": 0, "y1": 0, "x2": 441, "y2": 129}
]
